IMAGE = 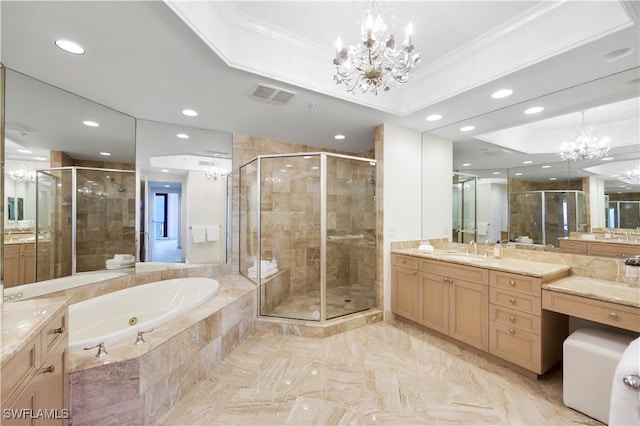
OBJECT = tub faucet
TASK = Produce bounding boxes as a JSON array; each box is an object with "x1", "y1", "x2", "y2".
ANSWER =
[
  {"x1": 135, "y1": 328, "x2": 154, "y2": 345},
  {"x1": 469, "y1": 241, "x2": 478, "y2": 257},
  {"x1": 84, "y1": 342, "x2": 108, "y2": 357}
]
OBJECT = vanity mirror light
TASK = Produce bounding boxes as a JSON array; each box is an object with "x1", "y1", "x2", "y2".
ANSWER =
[
  {"x1": 3, "y1": 68, "x2": 136, "y2": 298},
  {"x1": 135, "y1": 120, "x2": 232, "y2": 268}
]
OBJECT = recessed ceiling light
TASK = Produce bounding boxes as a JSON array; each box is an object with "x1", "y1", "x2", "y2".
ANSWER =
[
  {"x1": 311, "y1": 166, "x2": 319, "y2": 170},
  {"x1": 611, "y1": 174, "x2": 620, "y2": 177},
  {"x1": 303, "y1": 156, "x2": 312, "y2": 159},
  {"x1": 620, "y1": 184, "x2": 626, "y2": 188},
  {"x1": 17, "y1": 149, "x2": 32, "y2": 154},
  {"x1": 279, "y1": 169, "x2": 287, "y2": 173},
  {"x1": 523, "y1": 160, "x2": 533, "y2": 164},
  {"x1": 182, "y1": 109, "x2": 198, "y2": 117},
  {"x1": 601, "y1": 157, "x2": 614, "y2": 161},
  {"x1": 462, "y1": 163, "x2": 471, "y2": 167},
  {"x1": 285, "y1": 164, "x2": 293, "y2": 167},
  {"x1": 164, "y1": 185, "x2": 170, "y2": 188},
  {"x1": 334, "y1": 134, "x2": 346, "y2": 140},
  {"x1": 524, "y1": 107, "x2": 544, "y2": 115},
  {"x1": 602, "y1": 47, "x2": 635, "y2": 63},
  {"x1": 99, "y1": 152, "x2": 111, "y2": 156},
  {"x1": 460, "y1": 125, "x2": 475, "y2": 132},
  {"x1": 83, "y1": 120, "x2": 99, "y2": 127},
  {"x1": 514, "y1": 172, "x2": 523, "y2": 176},
  {"x1": 549, "y1": 177, "x2": 557, "y2": 181},
  {"x1": 491, "y1": 89, "x2": 513, "y2": 99},
  {"x1": 541, "y1": 165, "x2": 551, "y2": 169},
  {"x1": 55, "y1": 39, "x2": 85, "y2": 55},
  {"x1": 34, "y1": 157, "x2": 47, "y2": 161},
  {"x1": 492, "y1": 171, "x2": 501, "y2": 175},
  {"x1": 176, "y1": 133, "x2": 189, "y2": 139},
  {"x1": 161, "y1": 169, "x2": 170, "y2": 173},
  {"x1": 426, "y1": 114, "x2": 442, "y2": 121}
]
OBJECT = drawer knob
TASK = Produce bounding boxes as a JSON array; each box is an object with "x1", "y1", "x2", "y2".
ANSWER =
[
  {"x1": 42, "y1": 365, "x2": 55, "y2": 374},
  {"x1": 509, "y1": 316, "x2": 516, "y2": 323},
  {"x1": 508, "y1": 328, "x2": 515, "y2": 335},
  {"x1": 509, "y1": 298, "x2": 516, "y2": 305},
  {"x1": 52, "y1": 327, "x2": 65, "y2": 334},
  {"x1": 509, "y1": 280, "x2": 516, "y2": 286},
  {"x1": 609, "y1": 312, "x2": 618, "y2": 319},
  {"x1": 442, "y1": 278, "x2": 447, "y2": 283},
  {"x1": 402, "y1": 259, "x2": 407, "y2": 264},
  {"x1": 412, "y1": 271, "x2": 417, "y2": 276}
]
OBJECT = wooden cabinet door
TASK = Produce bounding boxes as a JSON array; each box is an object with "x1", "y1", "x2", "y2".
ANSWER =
[
  {"x1": 36, "y1": 345, "x2": 68, "y2": 426},
  {"x1": 20, "y1": 244, "x2": 36, "y2": 285},
  {"x1": 450, "y1": 280, "x2": 489, "y2": 351},
  {"x1": 391, "y1": 266, "x2": 419, "y2": 321},
  {"x1": 4, "y1": 383, "x2": 38, "y2": 426},
  {"x1": 417, "y1": 272, "x2": 449, "y2": 335},
  {"x1": 3, "y1": 245, "x2": 21, "y2": 287}
]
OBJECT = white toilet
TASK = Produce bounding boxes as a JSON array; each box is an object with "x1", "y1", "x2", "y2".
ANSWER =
[{"x1": 563, "y1": 328, "x2": 636, "y2": 424}]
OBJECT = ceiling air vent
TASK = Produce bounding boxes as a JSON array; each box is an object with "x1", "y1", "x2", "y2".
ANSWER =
[{"x1": 250, "y1": 83, "x2": 296, "y2": 104}]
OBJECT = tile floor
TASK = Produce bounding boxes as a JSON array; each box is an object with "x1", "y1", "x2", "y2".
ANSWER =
[
  {"x1": 156, "y1": 320, "x2": 599, "y2": 425},
  {"x1": 268, "y1": 284, "x2": 377, "y2": 321},
  {"x1": 151, "y1": 238, "x2": 182, "y2": 262}
]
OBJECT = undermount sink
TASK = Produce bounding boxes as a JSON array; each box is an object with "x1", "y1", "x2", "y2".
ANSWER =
[{"x1": 444, "y1": 254, "x2": 489, "y2": 262}]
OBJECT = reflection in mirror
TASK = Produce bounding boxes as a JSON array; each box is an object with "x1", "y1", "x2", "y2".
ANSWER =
[
  {"x1": 3, "y1": 69, "x2": 136, "y2": 301},
  {"x1": 452, "y1": 173, "x2": 477, "y2": 244},
  {"x1": 135, "y1": 120, "x2": 232, "y2": 270}
]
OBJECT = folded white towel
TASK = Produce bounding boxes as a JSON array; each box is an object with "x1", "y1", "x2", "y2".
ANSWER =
[
  {"x1": 191, "y1": 226, "x2": 206, "y2": 243},
  {"x1": 207, "y1": 225, "x2": 220, "y2": 241},
  {"x1": 105, "y1": 259, "x2": 134, "y2": 269},
  {"x1": 247, "y1": 268, "x2": 278, "y2": 279},
  {"x1": 247, "y1": 264, "x2": 278, "y2": 275},
  {"x1": 113, "y1": 254, "x2": 135, "y2": 262}
]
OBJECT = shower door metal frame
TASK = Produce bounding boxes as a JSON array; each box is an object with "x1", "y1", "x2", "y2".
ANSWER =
[{"x1": 239, "y1": 152, "x2": 378, "y2": 322}]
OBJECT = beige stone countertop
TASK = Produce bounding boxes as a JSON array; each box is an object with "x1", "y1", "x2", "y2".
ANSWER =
[
  {"x1": 542, "y1": 276, "x2": 640, "y2": 308},
  {"x1": 559, "y1": 236, "x2": 640, "y2": 246},
  {"x1": 391, "y1": 248, "x2": 570, "y2": 281},
  {"x1": 1, "y1": 296, "x2": 69, "y2": 367}
]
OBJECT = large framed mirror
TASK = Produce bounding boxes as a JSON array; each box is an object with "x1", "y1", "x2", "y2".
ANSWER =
[{"x1": 3, "y1": 69, "x2": 136, "y2": 298}]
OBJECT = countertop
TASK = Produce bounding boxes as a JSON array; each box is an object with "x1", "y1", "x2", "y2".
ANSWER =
[
  {"x1": 1, "y1": 296, "x2": 69, "y2": 368},
  {"x1": 391, "y1": 248, "x2": 570, "y2": 281},
  {"x1": 542, "y1": 276, "x2": 640, "y2": 308}
]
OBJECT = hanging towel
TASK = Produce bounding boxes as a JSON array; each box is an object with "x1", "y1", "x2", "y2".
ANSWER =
[
  {"x1": 191, "y1": 226, "x2": 206, "y2": 243},
  {"x1": 477, "y1": 222, "x2": 489, "y2": 235},
  {"x1": 207, "y1": 225, "x2": 220, "y2": 241}
]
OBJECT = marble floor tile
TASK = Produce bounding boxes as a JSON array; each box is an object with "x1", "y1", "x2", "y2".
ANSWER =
[{"x1": 155, "y1": 320, "x2": 601, "y2": 425}]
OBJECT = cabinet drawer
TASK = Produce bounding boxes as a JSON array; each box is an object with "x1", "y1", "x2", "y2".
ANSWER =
[
  {"x1": 1, "y1": 338, "x2": 40, "y2": 407},
  {"x1": 490, "y1": 287, "x2": 541, "y2": 315},
  {"x1": 490, "y1": 305, "x2": 541, "y2": 334},
  {"x1": 419, "y1": 259, "x2": 488, "y2": 285},
  {"x1": 42, "y1": 310, "x2": 67, "y2": 356},
  {"x1": 542, "y1": 290, "x2": 640, "y2": 333},
  {"x1": 490, "y1": 321, "x2": 541, "y2": 373},
  {"x1": 558, "y1": 240, "x2": 587, "y2": 250},
  {"x1": 392, "y1": 254, "x2": 418, "y2": 270},
  {"x1": 490, "y1": 271, "x2": 541, "y2": 297},
  {"x1": 587, "y1": 242, "x2": 640, "y2": 259}
]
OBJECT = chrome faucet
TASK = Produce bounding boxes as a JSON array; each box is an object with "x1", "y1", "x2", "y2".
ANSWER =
[
  {"x1": 469, "y1": 240, "x2": 478, "y2": 257},
  {"x1": 84, "y1": 342, "x2": 108, "y2": 357},
  {"x1": 134, "y1": 328, "x2": 154, "y2": 345}
]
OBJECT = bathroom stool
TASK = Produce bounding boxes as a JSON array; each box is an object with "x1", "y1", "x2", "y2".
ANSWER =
[{"x1": 563, "y1": 328, "x2": 635, "y2": 424}]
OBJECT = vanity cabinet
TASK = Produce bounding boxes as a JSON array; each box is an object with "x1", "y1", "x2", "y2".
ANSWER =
[
  {"x1": 1, "y1": 309, "x2": 69, "y2": 425},
  {"x1": 391, "y1": 255, "x2": 489, "y2": 352},
  {"x1": 558, "y1": 239, "x2": 640, "y2": 258},
  {"x1": 489, "y1": 271, "x2": 566, "y2": 374},
  {"x1": 3, "y1": 243, "x2": 35, "y2": 288}
]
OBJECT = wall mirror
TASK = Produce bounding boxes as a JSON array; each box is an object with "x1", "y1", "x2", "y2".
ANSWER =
[
  {"x1": 135, "y1": 120, "x2": 232, "y2": 269},
  {"x1": 3, "y1": 69, "x2": 136, "y2": 299}
]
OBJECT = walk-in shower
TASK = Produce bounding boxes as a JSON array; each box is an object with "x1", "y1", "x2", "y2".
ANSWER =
[
  {"x1": 239, "y1": 153, "x2": 377, "y2": 321},
  {"x1": 36, "y1": 167, "x2": 136, "y2": 280}
]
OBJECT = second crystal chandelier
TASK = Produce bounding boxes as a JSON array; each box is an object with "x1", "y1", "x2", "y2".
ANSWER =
[{"x1": 333, "y1": 1, "x2": 421, "y2": 95}]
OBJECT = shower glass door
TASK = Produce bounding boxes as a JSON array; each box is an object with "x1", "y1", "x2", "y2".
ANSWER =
[
  {"x1": 452, "y1": 173, "x2": 477, "y2": 243},
  {"x1": 35, "y1": 171, "x2": 58, "y2": 282}
]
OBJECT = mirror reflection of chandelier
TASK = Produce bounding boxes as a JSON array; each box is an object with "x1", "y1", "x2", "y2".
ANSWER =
[
  {"x1": 626, "y1": 167, "x2": 640, "y2": 184},
  {"x1": 203, "y1": 163, "x2": 229, "y2": 181},
  {"x1": 8, "y1": 168, "x2": 36, "y2": 183},
  {"x1": 333, "y1": 0, "x2": 421, "y2": 94},
  {"x1": 558, "y1": 111, "x2": 610, "y2": 161}
]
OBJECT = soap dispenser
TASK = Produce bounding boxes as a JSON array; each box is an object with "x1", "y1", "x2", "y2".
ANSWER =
[{"x1": 493, "y1": 241, "x2": 503, "y2": 259}]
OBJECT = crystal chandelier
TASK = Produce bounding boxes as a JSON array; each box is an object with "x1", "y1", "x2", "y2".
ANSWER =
[
  {"x1": 8, "y1": 168, "x2": 36, "y2": 183},
  {"x1": 333, "y1": 1, "x2": 421, "y2": 94},
  {"x1": 203, "y1": 164, "x2": 229, "y2": 181},
  {"x1": 558, "y1": 111, "x2": 610, "y2": 161},
  {"x1": 626, "y1": 168, "x2": 640, "y2": 184}
]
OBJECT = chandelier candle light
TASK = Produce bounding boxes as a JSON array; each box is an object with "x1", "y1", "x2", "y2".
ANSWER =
[
  {"x1": 333, "y1": 3, "x2": 421, "y2": 94},
  {"x1": 559, "y1": 111, "x2": 610, "y2": 161}
]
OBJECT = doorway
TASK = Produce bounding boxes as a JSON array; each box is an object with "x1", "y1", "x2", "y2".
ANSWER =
[{"x1": 147, "y1": 182, "x2": 183, "y2": 262}]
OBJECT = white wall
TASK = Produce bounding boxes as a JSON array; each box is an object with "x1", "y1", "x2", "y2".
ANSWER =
[
  {"x1": 477, "y1": 179, "x2": 508, "y2": 242},
  {"x1": 421, "y1": 133, "x2": 453, "y2": 240},
  {"x1": 383, "y1": 124, "x2": 422, "y2": 314},
  {"x1": 588, "y1": 177, "x2": 606, "y2": 229}
]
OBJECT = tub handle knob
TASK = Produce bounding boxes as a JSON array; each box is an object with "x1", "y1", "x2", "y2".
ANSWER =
[
  {"x1": 52, "y1": 327, "x2": 65, "y2": 334},
  {"x1": 84, "y1": 342, "x2": 108, "y2": 357},
  {"x1": 135, "y1": 328, "x2": 154, "y2": 345}
]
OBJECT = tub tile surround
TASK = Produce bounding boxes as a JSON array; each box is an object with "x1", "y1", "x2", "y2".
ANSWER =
[
  {"x1": 68, "y1": 274, "x2": 256, "y2": 426},
  {"x1": 156, "y1": 321, "x2": 594, "y2": 425}
]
